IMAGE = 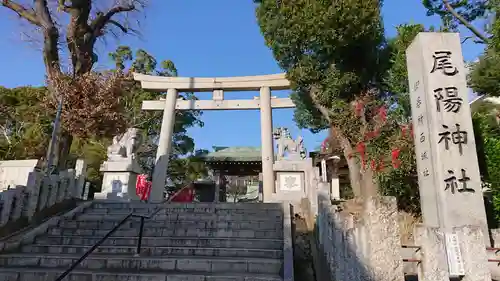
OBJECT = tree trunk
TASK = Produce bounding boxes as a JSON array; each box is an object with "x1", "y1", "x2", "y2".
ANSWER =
[
  {"x1": 335, "y1": 126, "x2": 379, "y2": 198},
  {"x1": 42, "y1": 26, "x2": 62, "y2": 79},
  {"x1": 66, "y1": 4, "x2": 96, "y2": 76},
  {"x1": 57, "y1": 132, "x2": 73, "y2": 171},
  {"x1": 31, "y1": 0, "x2": 62, "y2": 80},
  {"x1": 344, "y1": 155, "x2": 362, "y2": 197},
  {"x1": 334, "y1": 127, "x2": 362, "y2": 197},
  {"x1": 360, "y1": 165, "x2": 379, "y2": 198}
]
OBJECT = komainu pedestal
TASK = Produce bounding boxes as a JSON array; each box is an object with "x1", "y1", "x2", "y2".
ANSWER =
[{"x1": 271, "y1": 127, "x2": 320, "y2": 215}]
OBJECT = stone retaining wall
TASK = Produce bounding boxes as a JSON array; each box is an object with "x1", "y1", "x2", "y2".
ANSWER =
[{"x1": 316, "y1": 190, "x2": 404, "y2": 281}]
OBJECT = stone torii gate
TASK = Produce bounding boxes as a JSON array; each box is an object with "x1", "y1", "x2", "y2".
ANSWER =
[{"x1": 133, "y1": 73, "x2": 294, "y2": 202}]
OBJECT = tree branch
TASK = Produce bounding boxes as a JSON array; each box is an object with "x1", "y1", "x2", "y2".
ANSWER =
[
  {"x1": 91, "y1": 4, "x2": 136, "y2": 36},
  {"x1": 355, "y1": 98, "x2": 369, "y2": 137},
  {"x1": 1, "y1": 0, "x2": 39, "y2": 26},
  {"x1": 442, "y1": 0, "x2": 489, "y2": 44},
  {"x1": 461, "y1": 35, "x2": 473, "y2": 44},
  {"x1": 33, "y1": 0, "x2": 61, "y2": 77},
  {"x1": 33, "y1": 0, "x2": 57, "y2": 30},
  {"x1": 57, "y1": 0, "x2": 72, "y2": 13},
  {"x1": 0, "y1": 124, "x2": 11, "y2": 145},
  {"x1": 108, "y1": 19, "x2": 128, "y2": 33},
  {"x1": 309, "y1": 85, "x2": 332, "y2": 123}
]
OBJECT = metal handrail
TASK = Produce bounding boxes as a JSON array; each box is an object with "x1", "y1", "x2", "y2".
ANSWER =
[{"x1": 54, "y1": 182, "x2": 195, "y2": 281}]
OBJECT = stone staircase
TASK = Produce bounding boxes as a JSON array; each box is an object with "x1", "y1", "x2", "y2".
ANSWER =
[{"x1": 0, "y1": 201, "x2": 291, "y2": 281}]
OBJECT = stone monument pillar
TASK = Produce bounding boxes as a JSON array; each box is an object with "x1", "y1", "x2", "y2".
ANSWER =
[
  {"x1": 94, "y1": 128, "x2": 143, "y2": 201},
  {"x1": 407, "y1": 32, "x2": 488, "y2": 241},
  {"x1": 407, "y1": 32, "x2": 491, "y2": 280}
]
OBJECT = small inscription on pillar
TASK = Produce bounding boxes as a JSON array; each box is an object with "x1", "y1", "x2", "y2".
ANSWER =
[{"x1": 445, "y1": 233, "x2": 465, "y2": 277}]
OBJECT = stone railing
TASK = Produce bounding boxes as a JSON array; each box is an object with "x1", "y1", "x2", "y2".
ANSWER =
[
  {"x1": 0, "y1": 159, "x2": 87, "y2": 229},
  {"x1": 316, "y1": 190, "x2": 404, "y2": 281}
]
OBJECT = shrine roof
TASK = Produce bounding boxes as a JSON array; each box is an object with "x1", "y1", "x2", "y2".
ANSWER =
[{"x1": 203, "y1": 146, "x2": 263, "y2": 162}]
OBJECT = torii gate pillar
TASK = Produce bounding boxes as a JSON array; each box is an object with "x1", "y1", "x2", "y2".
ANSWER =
[
  {"x1": 260, "y1": 86, "x2": 275, "y2": 201},
  {"x1": 150, "y1": 88, "x2": 178, "y2": 201}
]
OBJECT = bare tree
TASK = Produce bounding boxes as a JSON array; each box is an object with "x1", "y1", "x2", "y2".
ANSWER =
[
  {"x1": 1, "y1": 0, "x2": 145, "y2": 78},
  {"x1": 1, "y1": 0, "x2": 146, "y2": 168}
]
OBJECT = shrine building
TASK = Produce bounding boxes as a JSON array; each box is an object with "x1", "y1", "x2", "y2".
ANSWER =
[
  {"x1": 194, "y1": 146, "x2": 263, "y2": 203},
  {"x1": 194, "y1": 145, "x2": 352, "y2": 202}
]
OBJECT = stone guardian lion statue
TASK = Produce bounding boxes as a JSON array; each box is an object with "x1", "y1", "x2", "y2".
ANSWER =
[
  {"x1": 273, "y1": 127, "x2": 307, "y2": 160},
  {"x1": 106, "y1": 128, "x2": 142, "y2": 161}
]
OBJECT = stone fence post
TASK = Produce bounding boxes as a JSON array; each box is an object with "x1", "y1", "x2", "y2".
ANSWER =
[
  {"x1": 10, "y1": 187, "x2": 24, "y2": 222},
  {"x1": 38, "y1": 176, "x2": 51, "y2": 211},
  {"x1": 56, "y1": 171, "x2": 68, "y2": 203},
  {"x1": 0, "y1": 189, "x2": 14, "y2": 226},
  {"x1": 25, "y1": 171, "x2": 42, "y2": 221},
  {"x1": 47, "y1": 174, "x2": 59, "y2": 208},
  {"x1": 74, "y1": 159, "x2": 87, "y2": 199},
  {"x1": 0, "y1": 160, "x2": 86, "y2": 229}
]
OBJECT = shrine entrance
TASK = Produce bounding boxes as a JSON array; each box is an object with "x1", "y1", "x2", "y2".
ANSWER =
[
  {"x1": 133, "y1": 73, "x2": 294, "y2": 202},
  {"x1": 202, "y1": 146, "x2": 263, "y2": 203}
]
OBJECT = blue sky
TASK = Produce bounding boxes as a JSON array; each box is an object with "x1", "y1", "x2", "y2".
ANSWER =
[{"x1": 0, "y1": 1, "x2": 486, "y2": 153}]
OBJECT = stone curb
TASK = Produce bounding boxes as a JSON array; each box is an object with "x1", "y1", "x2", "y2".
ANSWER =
[
  {"x1": 0, "y1": 201, "x2": 93, "y2": 253},
  {"x1": 282, "y1": 202, "x2": 295, "y2": 281}
]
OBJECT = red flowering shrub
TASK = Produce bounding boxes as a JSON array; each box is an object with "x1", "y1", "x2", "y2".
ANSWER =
[
  {"x1": 335, "y1": 98, "x2": 414, "y2": 173},
  {"x1": 391, "y1": 148, "x2": 401, "y2": 169},
  {"x1": 320, "y1": 95, "x2": 417, "y2": 204}
]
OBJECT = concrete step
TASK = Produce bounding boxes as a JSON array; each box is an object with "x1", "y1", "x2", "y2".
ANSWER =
[
  {"x1": 75, "y1": 213, "x2": 282, "y2": 222},
  {"x1": 58, "y1": 218, "x2": 283, "y2": 231},
  {"x1": 90, "y1": 201, "x2": 283, "y2": 211},
  {"x1": 84, "y1": 208, "x2": 283, "y2": 217},
  {"x1": 0, "y1": 253, "x2": 282, "y2": 275},
  {"x1": 0, "y1": 267, "x2": 282, "y2": 281},
  {"x1": 48, "y1": 227, "x2": 282, "y2": 239},
  {"x1": 34, "y1": 236, "x2": 283, "y2": 250},
  {"x1": 86, "y1": 204, "x2": 283, "y2": 212},
  {"x1": 21, "y1": 244, "x2": 283, "y2": 259}
]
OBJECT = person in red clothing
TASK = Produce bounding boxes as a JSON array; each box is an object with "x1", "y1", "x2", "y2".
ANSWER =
[
  {"x1": 136, "y1": 174, "x2": 151, "y2": 201},
  {"x1": 170, "y1": 183, "x2": 195, "y2": 202}
]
